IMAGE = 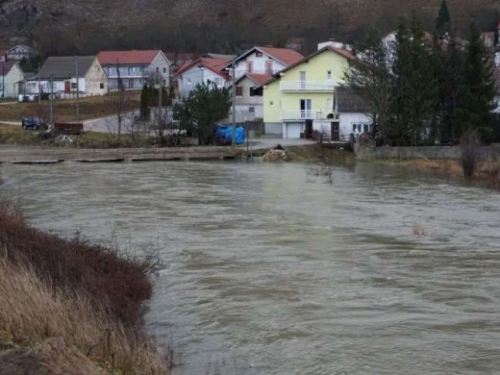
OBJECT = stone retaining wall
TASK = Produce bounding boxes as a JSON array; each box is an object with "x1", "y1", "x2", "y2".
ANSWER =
[
  {"x1": 355, "y1": 144, "x2": 500, "y2": 161},
  {"x1": 0, "y1": 146, "x2": 236, "y2": 164}
]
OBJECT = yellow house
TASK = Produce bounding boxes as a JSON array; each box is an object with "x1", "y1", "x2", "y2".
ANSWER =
[{"x1": 262, "y1": 44, "x2": 370, "y2": 140}]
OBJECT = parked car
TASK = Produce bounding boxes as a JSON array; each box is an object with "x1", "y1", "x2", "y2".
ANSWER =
[{"x1": 22, "y1": 117, "x2": 44, "y2": 130}]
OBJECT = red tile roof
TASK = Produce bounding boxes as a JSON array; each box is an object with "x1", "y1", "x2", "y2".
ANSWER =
[
  {"x1": 247, "y1": 73, "x2": 272, "y2": 85},
  {"x1": 176, "y1": 57, "x2": 231, "y2": 78},
  {"x1": 256, "y1": 46, "x2": 304, "y2": 66},
  {"x1": 97, "y1": 50, "x2": 161, "y2": 65}
]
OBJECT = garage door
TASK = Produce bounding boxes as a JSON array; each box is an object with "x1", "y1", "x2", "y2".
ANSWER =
[{"x1": 286, "y1": 123, "x2": 303, "y2": 139}]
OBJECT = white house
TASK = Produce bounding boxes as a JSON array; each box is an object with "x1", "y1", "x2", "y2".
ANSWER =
[
  {"x1": 97, "y1": 50, "x2": 170, "y2": 91},
  {"x1": 7, "y1": 45, "x2": 34, "y2": 61},
  {"x1": 0, "y1": 61, "x2": 25, "y2": 98},
  {"x1": 232, "y1": 74, "x2": 269, "y2": 121},
  {"x1": 225, "y1": 46, "x2": 303, "y2": 122},
  {"x1": 335, "y1": 87, "x2": 373, "y2": 141},
  {"x1": 25, "y1": 56, "x2": 108, "y2": 98},
  {"x1": 176, "y1": 57, "x2": 231, "y2": 98},
  {"x1": 225, "y1": 46, "x2": 304, "y2": 80}
]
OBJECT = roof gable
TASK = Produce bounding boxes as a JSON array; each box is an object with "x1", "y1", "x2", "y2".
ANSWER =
[
  {"x1": 97, "y1": 50, "x2": 161, "y2": 65},
  {"x1": 35, "y1": 56, "x2": 97, "y2": 80},
  {"x1": 258, "y1": 46, "x2": 354, "y2": 88},
  {"x1": 0, "y1": 61, "x2": 18, "y2": 76},
  {"x1": 176, "y1": 57, "x2": 231, "y2": 79},
  {"x1": 229, "y1": 46, "x2": 304, "y2": 69}
]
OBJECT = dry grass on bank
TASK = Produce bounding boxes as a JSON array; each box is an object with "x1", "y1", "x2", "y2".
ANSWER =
[
  {"x1": 0, "y1": 93, "x2": 140, "y2": 123},
  {"x1": 0, "y1": 201, "x2": 154, "y2": 325},
  {"x1": 0, "y1": 259, "x2": 169, "y2": 375},
  {"x1": 0, "y1": 201, "x2": 169, "y2": 374},
  {"x1": 396, "y1": 159, "x2": 500, "y2": 189}
]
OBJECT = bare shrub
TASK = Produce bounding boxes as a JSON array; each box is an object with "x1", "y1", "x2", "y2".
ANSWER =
[
  {"x1": 0, "y1": 259, "x2": 169, "y2": 375},
  {"x1": 0, "y1": 201, "x2": 156, "y2": 326},
  {"x1": 460, "y1": 130, "x2": 481, "y2": 180}
]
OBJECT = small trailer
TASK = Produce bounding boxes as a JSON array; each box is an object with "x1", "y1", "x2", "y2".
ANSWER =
[{"x1": 53, "y1": 123, "x2": 84, "y2": 135}]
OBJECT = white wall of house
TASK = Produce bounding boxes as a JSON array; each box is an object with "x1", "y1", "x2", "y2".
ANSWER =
[
  {"x1": 338, "y1": 112, "x2": 373, "y2": 140},
  {"x1": 232, "y1": 51, "x2": 286, "y2": 78},
  {"x1": 0, "y1": 64, "x2": 24, "y2": 98},
  {"x1": 234, "y1": 76, "x2": 263, "y2": 122},
  {"x1": 178, "y1": 67, "x2": 226, "y2": 98},
  {"x1": 149, "y1": 52, "x2": 170, "y2": 87},
  {"x1": 84, "y1": 58, "x2": 108, "y2": 95}
]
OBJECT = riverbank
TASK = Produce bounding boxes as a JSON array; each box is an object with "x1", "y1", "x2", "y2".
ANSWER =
[
  {"x1": 376, "y1": 158, "x2": 500, "y2": 189},
  {"x1": 0, "y1": 201, "x2": 170, "y2": 375}
]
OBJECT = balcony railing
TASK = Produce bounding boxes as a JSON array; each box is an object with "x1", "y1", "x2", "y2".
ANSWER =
[
  {"x1": 234, "y1": 69, "x2": 278, "y2": 78},
  {"x1": 280, "y1": 81, "x2": 336, "y2": 92},
  {"x1": 281, "y1": 109, "x2": 337, "y2": 121}
]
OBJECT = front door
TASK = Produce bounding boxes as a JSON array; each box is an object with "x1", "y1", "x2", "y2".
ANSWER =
[
  {"x1": 64, "y1": 81, "x2": 70, "y2": 93},
  {"x1": 300, "y1": 99, "x2": 312, "y2": 119},
  {"x1": 331, "y1": 122, "x2": 340, "y2": 141}
]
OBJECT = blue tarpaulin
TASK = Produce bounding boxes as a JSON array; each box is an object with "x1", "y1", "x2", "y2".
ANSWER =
[{"x1": 215, "y1": 125, "x2": 245, "y2": 145}]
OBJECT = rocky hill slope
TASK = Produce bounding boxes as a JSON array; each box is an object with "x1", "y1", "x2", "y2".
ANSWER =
[{"x1": 0, "y1": 0, "x2": 498, "y2": 53}]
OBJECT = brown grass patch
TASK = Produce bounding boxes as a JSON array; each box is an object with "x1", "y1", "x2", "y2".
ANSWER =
[
  {"x1": 0, "y1": 93, "x2": 140, "y2": 123},
  {"x1": 0, "y1": 201, "x2": 155, "y2": 326},
  {"x1": 0, "y1": 258, "x2": 169, "y2": 375}
]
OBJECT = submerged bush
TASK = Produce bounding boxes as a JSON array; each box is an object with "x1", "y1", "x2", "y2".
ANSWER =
[{"x1": 460, "y1": 130, "x2": 481, "y2": 180}]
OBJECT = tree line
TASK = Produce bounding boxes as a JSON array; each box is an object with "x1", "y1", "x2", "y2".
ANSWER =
[{"x1": 344, "y1": 0, "x2": 498, "y2": 146}]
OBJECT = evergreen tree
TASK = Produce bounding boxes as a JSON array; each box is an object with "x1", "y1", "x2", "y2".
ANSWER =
[
  {"x1": 458, "y1": 23, "x2": 496, "y2": 142},
  {"x1": 436, "y1": 0, "x2": 451, "y2": 36},
  {"x1": 140, "y1": 83, "x2": 149, "y2": 119},
  {"x1": 391, "y1": 14, "x2": 439, "y2": 145},
  {"x1": 436, "y1": 31, "x2": 465, "y2": 143}
]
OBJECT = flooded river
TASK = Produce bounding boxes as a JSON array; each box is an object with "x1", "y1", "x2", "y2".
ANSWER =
[{"x1": 2, "y1": 160, "x2": 500, "y2": 375}]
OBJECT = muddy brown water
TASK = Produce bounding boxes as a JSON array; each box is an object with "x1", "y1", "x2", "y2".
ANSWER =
[{"x1": 2, "y1": 161, "x2": 500, "y2": 375}]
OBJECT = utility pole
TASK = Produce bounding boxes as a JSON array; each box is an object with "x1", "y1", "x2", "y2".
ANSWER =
[
  {"x1": 49, "y1": 74, "x2": 54, "y2": 125},
  {"x1": 75, "y1": 55, "x2": 80, "y2": 122},
  {"x1": 2, "y1": 66, "x2": 4, "y2": 99},
  {"x1": 231, "y1": 58, "x2": 236, "y2": 149},
  {"x1": 38, "y1": 62, "x2": 41, "y2": 104}
]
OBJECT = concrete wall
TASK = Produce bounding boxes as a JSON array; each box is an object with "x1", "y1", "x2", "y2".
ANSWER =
[
  {"x1": 150, "y1": 52, "x2": 170, "y2": 87},
  {"x1": 355, "y1": 145, "x2": 500, "y2": 161},
  {"x1": 1, "y1": 64, "x2": 24, "y2": 98},
  {"x1": 84, "y1": 58, "x2": 108, "y2": 95},
  {"x1": 265, "y1": 123, "x2": 283, "y2": 136}
]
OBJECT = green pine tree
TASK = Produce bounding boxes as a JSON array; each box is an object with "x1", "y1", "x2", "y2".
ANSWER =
[
  {"x1": 436, "y1": 31, "x2": 465, "y2": 144},
  {"x1": 140, "y1": 83, "x2": 149, "y2": 119},
  {"x1": 436, "y1": 0, "x2": 451, "y2": 36},
  {"x1": 458, "y1": 23, "x2": 496, "y2": 143},
  {"x1": 391, "y1": 14, "x2": 439, "y2": 145}
]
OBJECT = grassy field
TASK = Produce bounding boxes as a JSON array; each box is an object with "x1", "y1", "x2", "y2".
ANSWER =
[
  {"x1": 0, "y1": 124, "x2": 153, "y2": 148},
  {"x1": 0, "y1": 92, "x2": 140, "y2": 123}
]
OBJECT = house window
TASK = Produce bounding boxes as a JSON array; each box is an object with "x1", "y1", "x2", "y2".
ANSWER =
[
  {"x1": 265, "y1": 60, "x2": 273, "y2": 75},
  {"x1": 129, "y1": 79, "x2": 134, "y2": 88},
  {"x1": 256, "y1": 52, "x2": 263, "y2": 57},
  {"x1": 71, "y1": 82, "x2": 77, "y2": 89},
  {"x1": 188, "y1": 78, "x2": 192, "y2": 84},
  {"x1": 249, "y1": 87, "x2": 255, "y2": 96},
  {"x1": 100, "y1": 83, "x2": 104, "y2": 89},
  {"x1": 236, "y1": 86, "x2": 243, "y2": 96},
  {"x1": 249, "y1": 106, "x2": 255, "y2": 113},
  {"x1": 140, "y1": 66, "x2": 145, "y2": 73},
  {"x1": 163, "y1": 79, "x2": 166, "y2": 85},
  {"x1": 327, "y1": 70, "x2": 332, "y2": 80},
  {"x1": 163, "y1": 67, "x2": 167, "y2": 73},
  {"x1": 270, "y1": 101, "x2": 274, "y2": 106},
  {"x1": 156, "y1": 67, "x2": 159, "y2": 72},
  {"x1": 363, "y1": 124, "x2": 369, "y2": 133},
  {"x1": 247, "y1": 61, "x2": 253, "y2": 73}
]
